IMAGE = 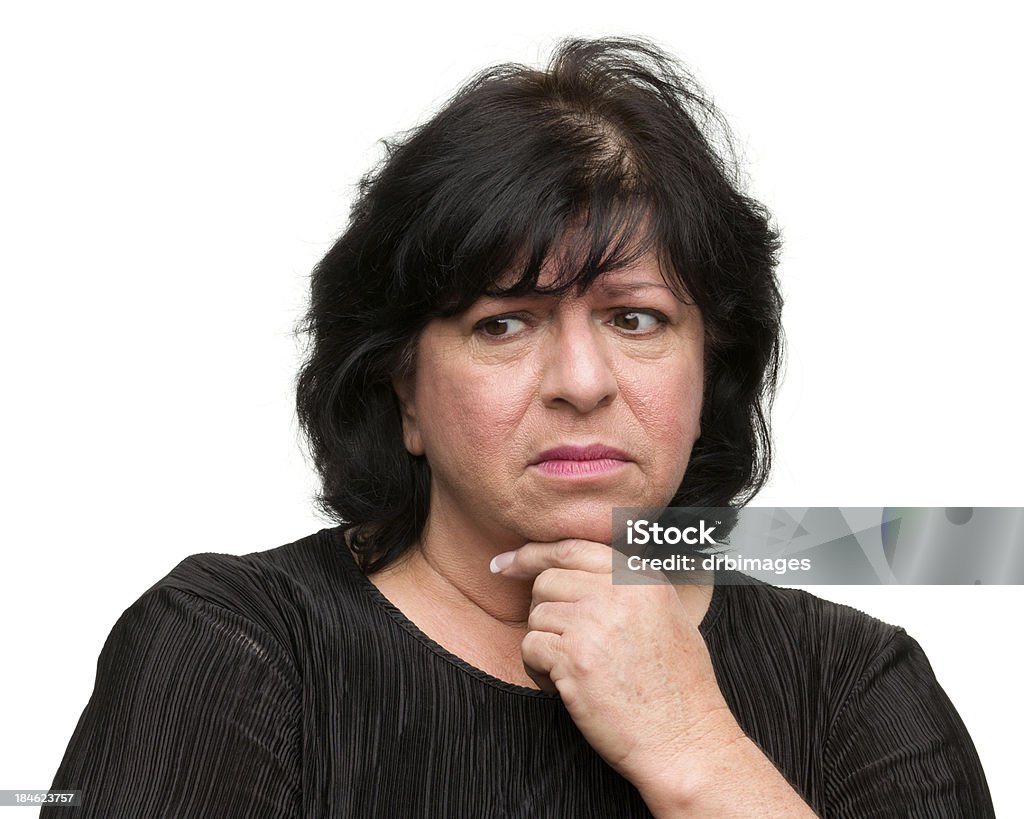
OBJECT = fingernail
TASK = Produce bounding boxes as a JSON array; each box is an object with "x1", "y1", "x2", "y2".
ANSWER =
[{"x1": 489, "y1": 551, "x2": 516, "y2": 573}]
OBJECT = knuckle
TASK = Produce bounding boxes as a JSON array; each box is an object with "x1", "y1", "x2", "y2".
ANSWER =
[
  {"x1": 520, "y1": 629, "x2": 544, "y2": 658},
  {"x1": 527, "y1": 601, "x2": 550, "y2": 630},
  {"x1": 564, "y1": 633, "x2": 595, "y2": 677},
  {"x1": 532, "y1": 570, "x2": 554, "y2": 598},
  {"x1": 556, "y1": 539, "x2": 586, "y2": 564}
]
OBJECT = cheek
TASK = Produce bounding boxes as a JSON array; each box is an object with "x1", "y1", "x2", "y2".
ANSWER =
[
  {"x1": 415, "y1": 361, "x2": 534, "y2": 458},
  {"x1": 623, "y1": 361, "x2": 704, "y2": 448},
  {"x1": 650, "y1": 378, "x2": 703, "y2": 492},
  {"x1": 649, "y1": 384, "x2": 702, "y2": 459}
]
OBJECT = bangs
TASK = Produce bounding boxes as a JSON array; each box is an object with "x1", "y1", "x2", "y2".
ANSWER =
[
  {"x1": 480, "y1": 195, "x2": 670, "y2": 302},
  {"x1": 392, "y1": 102, "x2": 694, "y2": 318}
]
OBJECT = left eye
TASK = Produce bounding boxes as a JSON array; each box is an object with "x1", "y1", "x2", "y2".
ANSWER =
[
  {"x1": 476, "y1": 316, "x2": 528, "y2": 337},
  {"x1": 612, "y1": 311, "x2": 662, "y2": 332}
]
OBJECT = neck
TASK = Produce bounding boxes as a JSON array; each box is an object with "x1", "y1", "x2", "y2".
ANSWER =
[
  {"x1": 360, "y1": 517, "x2": 547, "y2": 688},
  {"x1": 367, "y1": 511, "x2": 535, "y2": 628}
]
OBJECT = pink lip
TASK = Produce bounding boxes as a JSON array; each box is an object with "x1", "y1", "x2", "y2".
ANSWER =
[
  {"x1": 529, "y1": 444, "x2": 632, "y2": 478},
  {"x1": 532, "y1": 444, "x2": 631, "y2": 463}
]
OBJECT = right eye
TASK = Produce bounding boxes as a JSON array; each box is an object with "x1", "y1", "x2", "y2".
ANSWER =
[{"x1": 475, "y1": 316, "x2": 528, "y2": 338}]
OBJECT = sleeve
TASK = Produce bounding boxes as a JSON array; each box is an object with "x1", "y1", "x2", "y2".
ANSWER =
[
  {"x1": 822, "y1": 629, "x2": 995, "y2": 818},
  {"x1": 43, "y1": 584, "x2": 302, "y2": 818}
]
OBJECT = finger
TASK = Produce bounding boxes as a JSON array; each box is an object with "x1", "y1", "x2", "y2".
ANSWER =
[
  {"x1": 526, "y1": 600, "x2": 576, "y2": 635},
  {"x1": 492, "y1": 539, "x2": 613, "y2": 580},
  {"x1": 520, "y1": 629, "x2": 561, "y2": 694},
  {"x1": 529, "y1": 568, "x2": 600, "y2": 610},
  {"x1": 524, "y1": 665, "x2": 558, "y2": 695}
]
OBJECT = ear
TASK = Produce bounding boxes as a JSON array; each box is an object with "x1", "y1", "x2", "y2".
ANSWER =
[{"x1": 391, "y1": 371, "x2": 425, "y2": 456}]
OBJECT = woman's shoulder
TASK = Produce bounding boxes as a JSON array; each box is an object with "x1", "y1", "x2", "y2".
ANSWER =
[
  {"x1": 711, "y1": 573, "x2": 913, "y2": 698},
  {"x1": 716, "y1": 571, "x2": 904, "y2": 648},
  {"x1": 125, "y1": 526, "x2": 358, "y2": 661},
  {"x1": 152, "y1": 526, "x2": 350, "y2": 606},
  {"x1": 708, "y1": 576, "x2": 971, "y2": 762}
]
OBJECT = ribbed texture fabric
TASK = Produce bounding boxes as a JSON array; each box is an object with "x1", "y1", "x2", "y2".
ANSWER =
[{"x1": 46, "y1": 527, "x2": 994, "y2": 817}]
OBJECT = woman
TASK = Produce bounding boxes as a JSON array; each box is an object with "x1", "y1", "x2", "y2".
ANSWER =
[{"x1": 46, "y1": 37, "x2": 993, "y2": 817}]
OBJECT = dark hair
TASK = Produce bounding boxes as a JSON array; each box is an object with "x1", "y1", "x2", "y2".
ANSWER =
[{"x1": 295, "y1": 36, "x2": 783, "y2": 573}]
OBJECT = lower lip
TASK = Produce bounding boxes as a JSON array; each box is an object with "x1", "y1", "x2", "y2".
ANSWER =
[{"x1": 531, "y1": 458, "x2": 630, "y2": 478}]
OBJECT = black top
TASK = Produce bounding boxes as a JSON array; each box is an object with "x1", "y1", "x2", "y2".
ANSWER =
[{"x1": 46, "y1": 527, "x2": 994, "y2": 817}]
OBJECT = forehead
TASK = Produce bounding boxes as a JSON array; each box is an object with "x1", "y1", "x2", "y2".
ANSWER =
[{"x1": 589, "y1": 268, "x2": 677, "y2": 296}]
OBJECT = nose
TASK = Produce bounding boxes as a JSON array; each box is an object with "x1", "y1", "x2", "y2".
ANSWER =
[{"x1": 539, "y1": 312, "x2": 618, "y2": 413}]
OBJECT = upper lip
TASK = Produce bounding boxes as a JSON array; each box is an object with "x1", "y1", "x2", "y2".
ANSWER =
[{"x1": 530, "y1": 444, "x2": 632, "y2": 464}]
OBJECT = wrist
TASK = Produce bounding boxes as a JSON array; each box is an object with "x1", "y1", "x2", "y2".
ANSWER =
[
  {"x1": 638, "y1": 730, "x2": 818, "y2": 818},
  {"x1": 633, "y1": 707, "x2": 749, "y2": 816}
]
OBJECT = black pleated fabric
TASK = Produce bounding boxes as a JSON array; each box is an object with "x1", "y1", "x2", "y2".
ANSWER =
[{"x1": 46, "y1": 527, "x2": 994, "y2": 817}]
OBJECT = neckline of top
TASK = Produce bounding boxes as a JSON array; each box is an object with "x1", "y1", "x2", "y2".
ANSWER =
[{"x1": 325, "y1": 526, "x2": 727, "y2": 699}]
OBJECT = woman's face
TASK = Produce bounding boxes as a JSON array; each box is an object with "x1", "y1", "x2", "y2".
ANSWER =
[{"x1": 393, "y1": 253, "x2": 705, "y2": 548}]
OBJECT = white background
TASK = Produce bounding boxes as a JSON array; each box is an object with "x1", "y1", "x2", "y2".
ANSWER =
[{"x1": 2, "y1": 1, "x2": 1021, "y2": 815}]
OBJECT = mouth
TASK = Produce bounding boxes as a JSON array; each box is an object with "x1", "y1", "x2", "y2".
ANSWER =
[{"x1": 529, "y1": 444, "x2": 632, "y2": 478}]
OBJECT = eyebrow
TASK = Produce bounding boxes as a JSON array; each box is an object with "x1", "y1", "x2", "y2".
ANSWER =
[{"x1": 596, "y1": 282, "x2": 676, "y2": 297}]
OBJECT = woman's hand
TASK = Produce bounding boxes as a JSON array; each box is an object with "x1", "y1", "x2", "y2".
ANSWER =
[
  {"x1": 490, "y1": 539, "x2": 818, "y2": 818},
  {"x1": 490, "y1": 539, "x2": 735, "y2": 784}
]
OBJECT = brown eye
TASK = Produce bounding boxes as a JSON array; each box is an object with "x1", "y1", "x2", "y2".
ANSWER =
[
  {"x1": 476, "y1": 317, "x2": 527, "y2": 337},
  {"x1": 612, "y1": 310, "x2": 661, "y2": 333}
]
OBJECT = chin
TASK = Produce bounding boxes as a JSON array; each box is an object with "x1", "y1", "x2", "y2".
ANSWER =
[{"x1": 520, "y1": 515, "x2": 614, "y2": 546}]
